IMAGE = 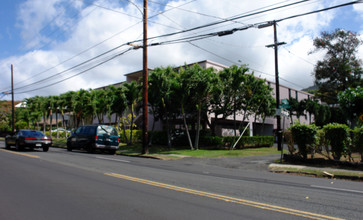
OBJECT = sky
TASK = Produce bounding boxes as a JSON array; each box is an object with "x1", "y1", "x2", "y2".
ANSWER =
[{"x1": 0, "y1": 0, "x2": 362, "y2": 101}]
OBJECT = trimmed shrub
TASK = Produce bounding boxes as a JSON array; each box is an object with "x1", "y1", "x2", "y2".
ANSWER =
[
  {"x1": 283, "y1": 130, "x2": 295, "y2": 155},
  {"x1": 199, "y1": 136, "x2": 224, "y2": 148},
  {"x1": 149, "y1": 130, "x2": 168, "y2": 145},
  {"x1": 323, "y1": 123, "x2": 350, "y2": 161},
  {"x1": 223, "y1": 136, "x2": 274, "y2": 149},
  {"x1": 119, "y1": 129, "x2": 142, "y2": 144},
  {"x1": 352, "y1": 126, "x2": 363, "y2": 162},
  {"x1": 290, "y1": 123, "x2": 318, "y2": 159}
]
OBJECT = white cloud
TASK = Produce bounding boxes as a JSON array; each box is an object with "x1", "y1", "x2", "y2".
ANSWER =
[{"x1": 1, "y1": 0, "x2": 362, "y2": 101}]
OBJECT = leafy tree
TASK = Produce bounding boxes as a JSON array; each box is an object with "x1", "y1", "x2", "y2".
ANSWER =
[
  {"x1": 39, "y1": 96, "x2": 50, "y2": 133},
  {"x1": 209, "y1": 65, "x2": 248, "y2": 136},
  {"x1": 338, "y1": 86, "x2": 363, "y2": 128},
  {"x1": 72, "y1": 89, "x2": 93, "y2": 127},
  {"x1": 148, "y1": 66, "x2": 179, "y2": 148},
  {"x1": 182, "y1": 64, "x2": 216, "y2": 150},
  {"x1": 108, "y1": 85, "x2": 127, "y2": 128},
  {"x1": 90, "y1": 89, "x2": 107, "y2": 124},
  {"x1": 311, "y1": 29, "x2": 363, "y2": 104}
]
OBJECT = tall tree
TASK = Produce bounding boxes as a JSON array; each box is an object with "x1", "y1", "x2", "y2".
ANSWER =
[
  {"x1": 210, "y1": 65, "x2": 248, "y2": 136},
  {"x1": 123, "y1": 81, "x2": 141, "y2": 145},
  {"x1": 108, "y1": 85, "x2": 127, "y2": 128},
  {"x1": 183, "y1": 64, "x2": 216, "y2": 150},
  {"x1": 338, "y1": 86, "x2": 363, "y2": 128},
  {"x1": 148, "y1": 67, "x2": 180, "y2": 148},
  {"x1": 311, "y1": 29, "x2": 363, "y2": 104}
]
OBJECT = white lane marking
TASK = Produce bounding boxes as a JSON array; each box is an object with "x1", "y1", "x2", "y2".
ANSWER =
[
  {"x1": 311, "y1": 185, "x2": 363, "y2": 194},
  {"x1": 96, "y1": 156, "x2": 130, "y2": 163}
]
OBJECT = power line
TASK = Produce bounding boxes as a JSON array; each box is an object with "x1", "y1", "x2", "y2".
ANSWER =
[
  {"x1": 276, "y1": 0, "x2": 362, "y2": 22},
  {"x1": 12, "y1": 43, "x2": 130, "y2": 92},
  {"x1": 6, "y1": 0, "x2": 310, "y2": 91},
  {"x1": 127, "y1": 0, "x2": 311, "y2": 44},
  {"x1": 4, "y1": 0, "x2": 193, "y2": 92},
  {"x1": 15, "y1": 48, "x2": 133, "y2": 94},
  {"x1": 7, "y1": 0, "x2": 360, "y2": 95}
]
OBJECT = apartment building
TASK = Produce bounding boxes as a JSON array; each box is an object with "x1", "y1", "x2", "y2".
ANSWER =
[{"x1": 96, "y1": 60, "x2": 314, "y2": 136}]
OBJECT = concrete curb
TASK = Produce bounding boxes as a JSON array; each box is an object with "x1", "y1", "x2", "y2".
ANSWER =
[{"x1": 268, "y1": 163, "x2": 363, "y2": 181}]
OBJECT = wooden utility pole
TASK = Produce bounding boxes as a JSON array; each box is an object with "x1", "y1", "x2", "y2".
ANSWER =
[
  {"x1": 142, "y1": 0, "x2": 149, "y2": 154},
  {"x1": 11, "y1": 64, "x2": 15, "y2": 134},
  {"x1": 260, "y1": 21, "x2": 286, "y2": 151}
]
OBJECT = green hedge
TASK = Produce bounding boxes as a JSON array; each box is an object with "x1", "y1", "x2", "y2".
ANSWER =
[
  {"x1": 323, "y1": 123, "x2": 350, "y2": 160},
  {"x1": 223, "y1": 136, "x2": 274, "y2": 149},
  {"x1": 353, "y1": 126, "x2": 363, "y2": 161},
  {"x1": 119, "y1": 129, "x2": 142, "y2": 144},
  {"x1": 290, "y1": 123, "x2": 318, "y2": 159},
  {"x1": 149, "y1": 130, "x2": 273, "y2": 149}
]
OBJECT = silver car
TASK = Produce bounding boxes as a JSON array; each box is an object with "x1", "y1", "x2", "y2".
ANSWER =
[{"x1": 5, "y1": 129, "x2": 52, "y2": 152}]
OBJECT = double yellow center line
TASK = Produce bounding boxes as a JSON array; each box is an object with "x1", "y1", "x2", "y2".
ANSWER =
[
  {"x1": 0, "y1": 149, "x2": 40, "y2": 158},
  {"x1": 105, "y1": 172, "x2": 343, "y2": 220}
]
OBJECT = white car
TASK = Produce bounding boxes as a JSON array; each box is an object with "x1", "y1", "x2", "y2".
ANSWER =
[{"x1": 51, "y1": 128, "x2": 70, "y2": 133}]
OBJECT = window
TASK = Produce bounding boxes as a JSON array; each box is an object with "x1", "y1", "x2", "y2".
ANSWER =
[{"x1": 97, "y1": 126, "x2": 118, "y2": 136}]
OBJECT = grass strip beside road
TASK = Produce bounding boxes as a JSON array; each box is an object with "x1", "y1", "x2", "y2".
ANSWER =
[
  {"x1": 269, "y1": 164, "x2": 363, "y2": 181},
  {"x1": 118, "y1": 143, "x2": 280, "y2": 159}
]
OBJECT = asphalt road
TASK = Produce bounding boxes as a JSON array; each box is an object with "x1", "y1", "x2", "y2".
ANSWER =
[{"x1": 1, "y1": 143, "x2": 362, "y2": 220}]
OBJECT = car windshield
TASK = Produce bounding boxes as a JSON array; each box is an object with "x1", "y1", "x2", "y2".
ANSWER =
[
  {"x1": 97, "y1": 126, "x2": 118, "y2": 136},
  {"x1": 22, "y1": 130, "x2": 45, "y2": 137}
]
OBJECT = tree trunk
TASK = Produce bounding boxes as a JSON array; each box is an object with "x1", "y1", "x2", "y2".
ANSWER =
[
  {"x1": 56, "y1": 110, "x2": 59, "y2": 139},
  {"x1": 129, "y1": 105, "x2": 134, "y2": 145},
  {"x1": 49, "y1": 110, "x2": 53, "y2": 138},
  {"x1": 148, "y1": 115, "x2": 156, "y2": 147},
  {"x1": 181, "y1": 105, "x2": 193, "y2": 150},
  {"x1": 43, "y1": 113, "x2": 46, "y2": 134},
  {"x1": 194, "y1": 105, "x2": 201, "y2": 150}
]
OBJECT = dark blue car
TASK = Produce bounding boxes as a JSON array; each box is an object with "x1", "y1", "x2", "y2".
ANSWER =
[{"x1": 66, "y1": 125, "x2": 120, "y2": 154}]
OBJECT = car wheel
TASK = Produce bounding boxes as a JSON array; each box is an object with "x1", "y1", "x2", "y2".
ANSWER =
[
  {"x1": 67, "y1": 142, "x2": 72, "y2": 151},
  {"x1": 87, "y1": 145, "x2": 94, "y2": 154},
  {"x1": 15, "y1": 142, "x2": 23, "y2": 151},
  {"x1": 109, "y1": 149, "x2": 116, "y2": 155},
  {"x1": 42, "y1": 146, "x2": 49, "y2": 152},
  {"x1": 5, "y1": 141, "x2": 10, "y2": 149}
]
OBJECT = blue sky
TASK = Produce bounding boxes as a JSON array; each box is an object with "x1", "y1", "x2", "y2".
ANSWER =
[{"x1": 0, "y1": 0, "x2": 362, "y2": 100}]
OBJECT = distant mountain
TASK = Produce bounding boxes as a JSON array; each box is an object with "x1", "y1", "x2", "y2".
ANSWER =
[{"x1": 302, "y1": 85, "x2": 318, "y2": 93}]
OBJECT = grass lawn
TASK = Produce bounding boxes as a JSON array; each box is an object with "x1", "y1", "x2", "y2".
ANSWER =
[{"x1": 118, "y1": 143, "x2": 279, "y2": 159}]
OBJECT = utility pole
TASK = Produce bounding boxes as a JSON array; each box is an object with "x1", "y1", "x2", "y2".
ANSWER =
[
  {"x1": 11, "y1": 64, "x2": 15, "y2": 134},
  {"x1": 259, "y1": 21, "x2": 286, "y2": 151},
  {"x1": 142, "y1": 0, "x2": 149, "y2": 154}
]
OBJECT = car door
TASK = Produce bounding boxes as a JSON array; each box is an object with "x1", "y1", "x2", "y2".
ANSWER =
[{"x1": 70, "y1": 127, "x2": 82, "y2": 148}]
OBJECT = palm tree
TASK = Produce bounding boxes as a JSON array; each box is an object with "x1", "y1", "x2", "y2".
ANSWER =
[
  {"x1": 107, "y1": 85, "x2": 127, "y2": 127},
  {"x1": 90, "y1": 89, "x2": 107, "y2": 124},
  {"x1": 39, "y1": 96, "x2": 50, "y2": 134},
  {"x1": 123, "y1": 81, "x2": 141, "y2": 145},
  {"x1": 73, "y1": 89, "x2": 92, "y2": 127},
  {"x1": 62, "y1": 91, "x2": 76, "y2": 129}
]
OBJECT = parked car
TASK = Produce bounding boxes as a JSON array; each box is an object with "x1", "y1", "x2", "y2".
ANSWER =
[
  {"x1": 66, "y1": 125, "x2": 120, "y2": 154},
  {"x1": 51, "y1": 128, "x2": 70, "y2": 133},
  {"x1": 5, "y1": 129, "x2": 52, "y2": 152}
]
